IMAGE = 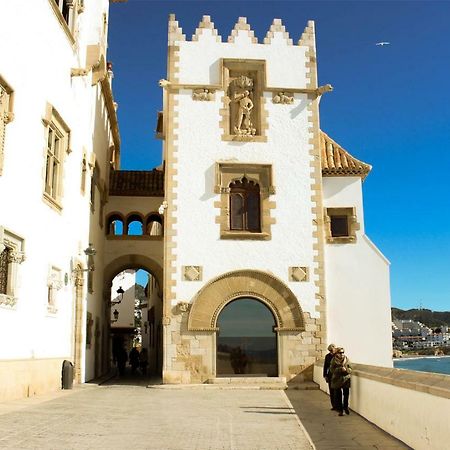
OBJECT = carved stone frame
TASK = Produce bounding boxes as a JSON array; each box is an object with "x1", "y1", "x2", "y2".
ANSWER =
[
  {"x1": 219, "y1": 59, "x2": 268, "y2": 143},
  {"x1": 0, "y1": 226, "x2": 25, "y2": 309},
  {"x1": 0, "y1": 74, "x2": 14, "y2": 176},
  {"x1": 324, "y1": 207, "x2": 359, "y2": 243},
  {"x1": 42, "y1": 103, "x2": 71, "y2": 212},
  {"x1": 214, "y1": 162, "x2": 275, "y2": 240}
]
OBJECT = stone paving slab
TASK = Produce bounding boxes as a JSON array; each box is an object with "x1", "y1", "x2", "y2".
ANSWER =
[
  {"x1": 0, "y1": 383, "x2": 313, "y2": 450},
  {"x1": 286, "y1": 388, "x2": 412, "y2": 449}
]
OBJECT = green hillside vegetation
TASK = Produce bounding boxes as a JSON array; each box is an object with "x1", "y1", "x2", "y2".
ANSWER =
[{"x1": 392, "y1": 308, "x2": 450, "y2": 328}]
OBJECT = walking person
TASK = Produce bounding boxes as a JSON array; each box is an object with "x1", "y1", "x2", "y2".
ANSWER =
[
  {"x1": 323, "y1": 343, "x2": 337, "y2": 410},
  {"x1": 139, "y1": 348, "x2": 148, "y2": 376},
  {"x1": 116, "y1": 345, "x2": 128, "y2": 376},
  {"x1": 129, "y1": 347, "x2": 140, "y2": 374},
  {"x1": 330, "y1": 347, "x2": 352, "y2": 416}
]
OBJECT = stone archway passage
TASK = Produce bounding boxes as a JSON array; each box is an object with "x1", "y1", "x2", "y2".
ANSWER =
[{"x1": 188, "y1": 269, "x2": 305, "y2": 332}]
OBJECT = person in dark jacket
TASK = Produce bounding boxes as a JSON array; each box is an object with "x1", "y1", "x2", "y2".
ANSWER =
[
  {"x1": 129, "y1": 347, "x2": 140, "y2": 374},
  {"x1": 323, "y1": 343, "x2": 337, "y2": 410},
  {"x1": 116, "y1": 346, "x2": 128, "y2": 376},
  {"x1": 330, "y1": 347, "x2": 352, "y2": 416}
]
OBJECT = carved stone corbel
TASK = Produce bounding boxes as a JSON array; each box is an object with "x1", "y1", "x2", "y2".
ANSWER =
[
  {"x1": 272, "y1": 92, "x2": 294, "y2": 104},
  {"x1": 192, "y1": 88, "x2": 215, "y2": 101},
  {"x1": 177, "y1": 301, "x2": 191, "y2": 313}
]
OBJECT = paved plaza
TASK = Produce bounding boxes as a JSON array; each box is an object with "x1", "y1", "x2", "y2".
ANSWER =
[{"x1": 0, "y1": 377, "x2": 410, "y2": 450}]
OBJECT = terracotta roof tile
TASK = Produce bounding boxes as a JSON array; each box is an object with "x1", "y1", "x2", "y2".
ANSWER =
[
  {"x1": 320, "y1": 131, "x2": 371, "y2": 180},
  {"x1": 109, "y1": 169, "x2": 164, "y2": 197}
]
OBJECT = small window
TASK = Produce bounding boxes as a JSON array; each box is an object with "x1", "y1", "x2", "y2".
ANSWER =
[
  {"x1": 330, "y1": 215, "x2": 349, "y2": 237},
  {"x1": 126, "y1": 214, "x2": 143, "y2": 236},
  {"x1": 325, "y1": 207, "x2": 358, "y2": 243},
  {"x1": 0, "y1": 247, "x2": 10, "y2": 295},
  {"x1": 47, "y1": 266, "x2": 62, "y2": 314},
  {"x1": 49, "y1": 0, "x2": 77, "y2": 43},
  {"x1": 80, "y1": 153, "x2": 87, "y2": 194},
  {"x1": 229, "y1": 177, "x2": 261, "y2": 232},
  {"x1": 146, "y1": 214, "x2": 163, "y2": 236},
  {"x1": 106, "y1": 214, "x2": 124, "y2": 236},
  {"x1": 0, "y1": 227, "x2": 25, "y2": 308},
  {"x1": 0, "y1": 75, "x2": 14, "y2": 176},
  {"x1": 90, "y1": 163, "x2": 99, "y2": 212},
  {"x1": 42, "y1": 105, "x2": 70, "y2": 209}
]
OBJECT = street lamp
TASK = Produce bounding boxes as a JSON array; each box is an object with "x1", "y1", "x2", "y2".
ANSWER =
[
  {"x1": 111, "y1": 309, "x2": 119, "y2": 323},
  {"x1": 110, "y1": 286, "x2": 124, "y2": 306}
]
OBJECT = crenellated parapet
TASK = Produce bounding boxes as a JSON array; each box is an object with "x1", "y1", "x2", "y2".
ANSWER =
[
  {"x1": 263, "y1": 18, "x2": 293, "y2": 45},
  {"x1": 192, "y1": 15, "x2": 221, "y2": 42},
  {"x1": 227, "y1": 17, "x2": 258, "y2": 44},
  {"x1": 167, "y1": 14, "x2": 316, "y2": 49}
]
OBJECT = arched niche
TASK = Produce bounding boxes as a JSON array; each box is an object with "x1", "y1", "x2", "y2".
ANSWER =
[
  {"x1": 106, "y1": 212, "x2": 124, "y2": 236},
  {"x1": 125, "y1": 212, "x2": 144, "y2": 236},
  {"x1": 188, "y1": 270, "x2": 305, "y2": 332}
]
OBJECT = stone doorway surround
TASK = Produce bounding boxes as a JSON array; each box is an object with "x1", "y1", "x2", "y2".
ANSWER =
[{"x1": 166, "y1": 270, "x2": 308, "y2": 382}]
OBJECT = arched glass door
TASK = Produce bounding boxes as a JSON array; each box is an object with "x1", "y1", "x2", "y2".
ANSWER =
[{"x1": 216, "y1": 298, "x2": 277, "y2": 377}]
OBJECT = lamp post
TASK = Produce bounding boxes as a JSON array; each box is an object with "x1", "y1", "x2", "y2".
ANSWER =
[
  {"x1": 111, "y1": 309, "x2": 119, "y2": 323},
  {"x1": 110, "y1": 286, "x2": 124, "y2": 306}
]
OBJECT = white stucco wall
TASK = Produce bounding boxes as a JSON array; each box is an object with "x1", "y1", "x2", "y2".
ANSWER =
[
  {"x1": 172, "y1": 30, "x2": 320, "y2": 318},
  {"x1": 323, "y1": 177, "x2": 392, "y2": 367},
  {"x1": 0, "y1": 0, "x2": 113, "y2": 389},
  {"x1": 111, "y1": 270, "x2": 136, "y2": 329}
]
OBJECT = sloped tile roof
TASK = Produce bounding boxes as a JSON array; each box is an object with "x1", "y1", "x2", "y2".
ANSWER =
[
  {"x1": 109, "y1": 169, "x2": 164, "y2": 197},
  {"x1": 109, "y1": 131, "x2": 370, "y2": 197},
  {"x1": 320, "y1": 131, "x2": 371, "y2": 180}
]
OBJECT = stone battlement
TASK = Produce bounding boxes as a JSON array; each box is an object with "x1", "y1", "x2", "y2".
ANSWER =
[{"x1": 168, "y1": 14, "x2": 315, "y2": 48}]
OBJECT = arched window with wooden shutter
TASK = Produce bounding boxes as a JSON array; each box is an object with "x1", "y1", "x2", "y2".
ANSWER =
[{"x1": 229, "y1": 177, "x2": 261, "y2": 232}]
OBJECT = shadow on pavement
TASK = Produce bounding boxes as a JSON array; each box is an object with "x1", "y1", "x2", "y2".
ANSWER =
[
  {"x1": 88, "y1": 367, "x2": 162, "y2": 387},
  {"x1": 286, "y1": 388, "x2": 411, "y2": 449}
]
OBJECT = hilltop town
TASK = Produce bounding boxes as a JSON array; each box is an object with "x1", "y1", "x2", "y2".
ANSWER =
[{"x1": 392, "y1": 308, "x2": 450, "y2": 354}]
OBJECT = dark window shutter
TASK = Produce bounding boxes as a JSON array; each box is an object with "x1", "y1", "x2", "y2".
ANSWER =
[
  {"x1": 246, "y1": 190, "x2": 261, "y2": 232},
  {"x1": 230, "y1": 193, "x2": 244, "y2": 230}
]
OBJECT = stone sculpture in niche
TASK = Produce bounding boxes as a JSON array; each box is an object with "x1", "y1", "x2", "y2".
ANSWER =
[
  {"x1": 192, "y1": 88, "x2": 215, "y2": 101},
  {"x1": 232, "y1": 75, "x2": 256, "y2": 136},
  {"x1": 273, "y1": 92, "x2": 294, "y2": 104}
]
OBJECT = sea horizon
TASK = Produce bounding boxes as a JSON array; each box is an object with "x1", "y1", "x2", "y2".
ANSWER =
[{"x1": 393, "y1": 355, "x2": 450, "y2": 376}]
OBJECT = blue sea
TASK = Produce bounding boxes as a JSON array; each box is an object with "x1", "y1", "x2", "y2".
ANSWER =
[{"x1": 393, "y1": 356, "x2": 450, "y2": 375}]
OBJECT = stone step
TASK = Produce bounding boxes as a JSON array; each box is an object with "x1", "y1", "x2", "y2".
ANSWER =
[
  {"x1": 287, "y1": 381, "x2": 320, "y2": 390},
  {"x1": 206, "y1": 376, "x2": 287, "y2": 389}
]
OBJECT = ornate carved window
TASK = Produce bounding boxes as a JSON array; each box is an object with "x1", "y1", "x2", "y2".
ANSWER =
[
  {"x1": 0, "y1": 75, "x2": 14, "y2": 176},
  {"x1": 325, "y1": 207, "x2": 359, "y2": 244},
  {"x1": 229, "y1": 177, "x2": 261, "y2": 232},
  {"x1": 42, "y1": 104, "x2": 70, "y2": 210},
  {"x1": 0, "y1": 227, "x2": 25, "y2": 308},
  {"x1": 215, "y1": 162, "x2": 275, "y2": 240}
]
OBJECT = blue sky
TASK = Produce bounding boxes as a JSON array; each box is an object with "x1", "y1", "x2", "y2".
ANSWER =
[{"x1": 109, "y1": 1, "x2": 450, "y2": 312}]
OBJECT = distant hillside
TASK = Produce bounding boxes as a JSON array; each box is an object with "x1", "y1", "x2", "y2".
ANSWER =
[{"x1": 392, "y1": 308, "x2": 450, "y2": 328}]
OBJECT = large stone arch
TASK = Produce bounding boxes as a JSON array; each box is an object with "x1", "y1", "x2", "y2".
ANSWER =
[
  {"x1": 188, "y1": 269, "x2": 305, "y2": 332},
  {"x1": 103, "y1": 254, "x2": 163, "y2": 296}
]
